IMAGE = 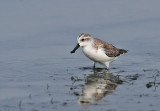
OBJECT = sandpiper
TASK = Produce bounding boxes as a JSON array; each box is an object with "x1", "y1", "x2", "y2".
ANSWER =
[{"x1": 70, "y1": 33, "x2": 128, "y2": 70}]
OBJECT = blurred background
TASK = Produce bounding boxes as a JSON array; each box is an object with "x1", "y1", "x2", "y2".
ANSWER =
[{"x1": 0, "y1": 0, "x2": 160, "y2": 111}]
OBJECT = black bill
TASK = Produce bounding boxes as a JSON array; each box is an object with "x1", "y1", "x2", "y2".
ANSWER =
[{"x1": 70, "y1": 43, "x2": 80, "y2": 53}]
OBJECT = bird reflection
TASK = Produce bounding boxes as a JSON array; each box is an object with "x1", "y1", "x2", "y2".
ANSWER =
[{"x1": 78, "y1": 72, "x2": 117, "y2": 104}]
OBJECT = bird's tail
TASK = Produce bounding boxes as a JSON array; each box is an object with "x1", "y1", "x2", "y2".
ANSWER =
[{"x1": 119, "y1": 49, "x2": 128, "y2": 54}]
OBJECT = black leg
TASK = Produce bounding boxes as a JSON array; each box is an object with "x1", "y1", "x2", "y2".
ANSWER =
[
  {"x1": 93, "y1": 62, "x2": 96, "y2": 69},
  {"x1": 105, "y1": 67, "x2": 110, "y2": 73}
]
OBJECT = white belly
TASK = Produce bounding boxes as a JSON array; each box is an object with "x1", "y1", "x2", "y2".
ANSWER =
[{"x1": 82, "y1": 46, "x2": 116, "y2": 63}]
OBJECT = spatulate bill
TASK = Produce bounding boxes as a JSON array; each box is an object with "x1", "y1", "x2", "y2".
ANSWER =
[{"x1": 70, "y1": 43, "x2": 80, "y2": 53}]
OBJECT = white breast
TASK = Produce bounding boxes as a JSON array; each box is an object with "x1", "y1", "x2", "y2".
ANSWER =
[{"x1": 82, "y1": 45, "x2": 115, "y2": 63}]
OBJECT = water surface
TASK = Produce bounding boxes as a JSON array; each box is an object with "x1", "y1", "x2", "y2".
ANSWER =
[{"x1": 0, "y1": 0, "x2": 160, "y2": 111}]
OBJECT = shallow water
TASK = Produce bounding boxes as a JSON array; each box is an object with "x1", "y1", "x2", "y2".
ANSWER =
[{"x1": 0, "y1": 0, "x2": 160, "y2": 111}]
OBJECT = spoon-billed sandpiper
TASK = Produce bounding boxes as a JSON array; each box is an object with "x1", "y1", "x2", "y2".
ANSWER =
[{"x1": 71, "y1": 33, "x2": 128, "y2": 70}]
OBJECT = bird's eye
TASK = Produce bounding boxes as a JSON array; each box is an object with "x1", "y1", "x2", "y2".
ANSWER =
[{"x1": 81, "y1": 39, "x2": 85, "y2": 41}]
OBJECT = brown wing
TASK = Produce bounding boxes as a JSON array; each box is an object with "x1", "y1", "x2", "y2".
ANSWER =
[
  {"x1": 103, "y1": 42, "x2": 121, "y2": 57},
  {"x1": 94, "y1": 38, "x2": 127, "y2": 57}
]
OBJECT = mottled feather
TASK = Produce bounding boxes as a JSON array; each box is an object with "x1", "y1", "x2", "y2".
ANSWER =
[{"x1": 93, "y1": 38, "x2": 127, "y2": 57}]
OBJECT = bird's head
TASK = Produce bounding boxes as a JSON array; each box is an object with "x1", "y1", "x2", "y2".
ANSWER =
[{"x1": 77, "y1": 33, "x2": 93, "y2": 47}]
